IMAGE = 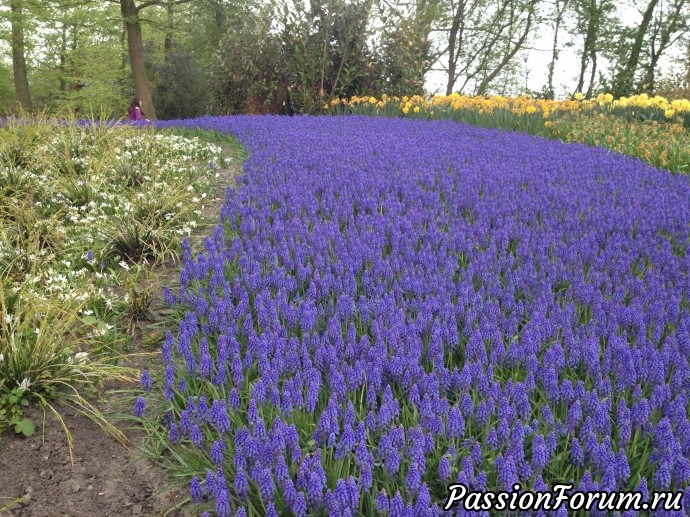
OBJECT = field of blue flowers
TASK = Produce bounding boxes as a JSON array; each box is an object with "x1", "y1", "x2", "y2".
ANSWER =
[{"x1": 139, "y1": 116, "x2": 690, "y2": 516}]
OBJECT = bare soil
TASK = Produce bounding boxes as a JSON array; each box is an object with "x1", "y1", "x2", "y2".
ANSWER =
[{"x1": 0, "y1": 153, "x2": 243, "y2": 517}]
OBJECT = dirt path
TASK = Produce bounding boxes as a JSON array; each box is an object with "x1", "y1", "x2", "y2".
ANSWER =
[{"x1": 0, "y1": 149, "x2": 243, "y2": 517}]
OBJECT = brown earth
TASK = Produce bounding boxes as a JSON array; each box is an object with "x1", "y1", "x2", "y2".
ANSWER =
[{"x1": 0, "y1": 151, "x2": 243, "y2": 517}]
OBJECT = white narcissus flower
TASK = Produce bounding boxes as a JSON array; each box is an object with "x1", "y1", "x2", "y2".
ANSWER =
[
  {"x1": 17, "y1": 378, "x2": 31, "y2": 393},
  {"x1": 74, "y1": 352, "x2": 89, "y2": 363}
]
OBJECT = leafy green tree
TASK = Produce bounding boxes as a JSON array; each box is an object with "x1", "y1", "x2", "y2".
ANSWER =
[{"x1": 9, "y1": 0, "x2": 33, "y2": 111}]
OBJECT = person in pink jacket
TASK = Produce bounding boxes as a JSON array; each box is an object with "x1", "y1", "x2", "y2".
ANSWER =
[{"x1": 127, "y1": 97, "x2": 149, "y2": 122}]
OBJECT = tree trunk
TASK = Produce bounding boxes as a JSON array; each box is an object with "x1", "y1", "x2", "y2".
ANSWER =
[
  {"x1": 547, "y1": 0, "x2": 568, "y2": 99},
  {"x1": 10, "y1": 0, "x2": 32, "y2": 112},
  {"x1": 611, "y1": 0, "x2": 659, "y2": 97},
  {"x1": 638, "y1": 0, "x2": 685, "y2": 93},
  {"x1": 445, "y1": 8, "x2": 461, "y2": 94},
  {"x1": 445, "y1": 0, "x2": 467, "y2": 95},
  {"x1": 120, "y1": 0, "x2": 157, "y2": 120},
  {"x1": 575, "y1": 0, "x2": 597, "y2": 97},
  {"x1": 164, "y1": 3, "x2": 174, "y2": 55},
  {"x1": 59, "y1": 25, "x2": 68, "y2": 92}
]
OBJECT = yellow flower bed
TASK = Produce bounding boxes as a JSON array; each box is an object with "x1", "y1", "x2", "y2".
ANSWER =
[{"x1": 325, "y1": 92, "x2": 690, "y2": 122}]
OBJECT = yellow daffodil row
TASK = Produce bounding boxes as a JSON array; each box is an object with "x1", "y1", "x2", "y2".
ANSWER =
[{"x1": 324, "y1": 92, "x2": 690, "y2": 121}]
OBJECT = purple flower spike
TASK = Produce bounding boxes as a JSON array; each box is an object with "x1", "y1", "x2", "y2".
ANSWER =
[
  {"x1": 133, "y1": 396, "x2": 146, "y2": 418},
  {"x1": 189, "y1": 475, "x2": 203, "y2": 503}
]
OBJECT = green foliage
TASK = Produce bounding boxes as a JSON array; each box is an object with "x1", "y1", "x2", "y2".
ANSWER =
[
  {"x1": 0, "y1": 62, "x2": 15, "y2": 115},
  {"x1": 149, "y1": 48, "x2": 212, "y2": 120},
  {"x1": 0, "y1": 385, "x2": 33, "y2": 438}
]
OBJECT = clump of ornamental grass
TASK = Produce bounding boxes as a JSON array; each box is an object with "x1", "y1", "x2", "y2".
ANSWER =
[
  {"x1": 101, "y1": 185, "x2": 200, "y2": 265},
  {"x1": 0, "y1": 200, "x2": 66, "y2": 256},
  {"x1": 119, "y1": 263, "x2": 155, "y2": 334},
  {"x1": 0, "y1": 281, "x2": 136, "y2": 458}
]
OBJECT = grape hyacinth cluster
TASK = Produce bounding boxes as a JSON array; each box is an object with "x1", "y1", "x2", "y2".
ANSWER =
[{"x1": 144, "y1": 115, "x2": 690, "y2": 515}]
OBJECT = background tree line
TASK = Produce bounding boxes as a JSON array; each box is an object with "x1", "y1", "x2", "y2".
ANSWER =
[{"x1": 1, "y1": 0, "x2": 689, "y2": 119}]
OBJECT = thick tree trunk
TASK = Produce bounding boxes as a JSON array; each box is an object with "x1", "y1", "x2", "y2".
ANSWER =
[
  {"x1": 120, "y1": 0, "x2": 157, "y2": 120},
  {"x1": 11, "y1": 0, "x2": 32, "y2": 112}
]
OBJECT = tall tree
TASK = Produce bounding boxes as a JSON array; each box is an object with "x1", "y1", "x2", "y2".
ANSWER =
[
  {"x1": 474, "y1": 0, "x2": 539, "y2": 95},
  {"x1": 545, "y1": 0, "x2": 569, "y2": 99},
  {"x1": 610, "y1": 0, "x2": 659, "y2": 97},
  {"x1": 572, "y1": 0, "x2": 615, "y2": 98},
  {"x1": 10, "y1": 0, "x2": 32, "y2": 111},
  {"x1": 378, "y1": 0, "x2": 443, "y2": 94},
  {"x1": 112, "y1": 0, "x2": 193, "y2": 120},
  {"x1": 636, "y1": 0, "x2": 689, "y2": 93},
  {"x1": 436, "y1": 0, "x2": 541, "y2": 95}
]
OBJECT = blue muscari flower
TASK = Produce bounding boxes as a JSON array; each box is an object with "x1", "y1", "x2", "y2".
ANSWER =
[
  {"x1": 486, "y1": 428, "x2": 498, "y2": 450},
  {"x1": 274, "y1": 454, "x2": 290, "y2": 486},
  {"x1": 190, "y1": 475, "x2": 203, "y2": 503},
  {"x1": 447, "y1": 405, "x2": 465, "y2": 438},
  {"x1": 438, "y1": 455, "x2": 451, "y2": 482},
  {"x1": 227, "y1": 387, "x2": 240, "y2": 410},
  {"x1": 199, "y1": 351, "x2": 214, "y2": 379},
  {"x1": 177, "y1": 377, "x2": 187, "y2": 393},
  {"x1": 168, "y1": 422, "x2": 180, "y2": 444},
  {"x1": 566, "y1": 401, "x2": 582, "y2": 432},
  {"x1": 210, "y1": 439, "x2": 225, "y2": 465},
  {"x1": 86, "y1": 250, "x2": 94, "y2": 262},
  {"x1": 139, "y1": 369, "x2": 152, "y2": 392},
  {"x1": 134, "y1": 396, "x2": 146, "y2": 418},
  {"x1": 265, "y1": 503, "x2": 279, "y2": 517},
  {"x1": 190, "y1": 423, "x2": 204, "y2": 447},
  {"x1": 531, "y1": 434, "x2": 548, "y2": 471},
  {"x1": 234, "y1": 468, "x2": 249, "y2": 500},
  {"x1": 654, "y1": 461, "x2": 672, "y2": 490},
  {"x1": 375, "y1": 490, "x2": 389, "y2": 513},
  {"x1": 495, "y1": 453, "x2": 518, "y2": 490},
  {"x1": 390, "y1": 491, "x2": 404, "y2": 517},
  {"x1": 405, "y1": 462, "x2": 422, "y2": 494},
  {"x1": 414, "y1": 483, "x2": 431, "y2": 515},
  {"x1": 204, "y1": 469, "x2": 216, "y2": 498},
  {"x1": 497, "y1": 417, "x2": 511, "y2": 445},
  {"x1": 475, "y1": 400, "x2": 490, "y2": 426},
  {"x1": 257, "y1": 467, "x2": 274, "y2": 502},
  {"x1": 211, "y1": 399, "x2": 232, "y2": 434},
  {"x1": 571, "y1": 437, "x2": 584, "y2": 466}
]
